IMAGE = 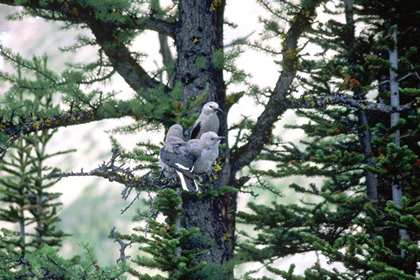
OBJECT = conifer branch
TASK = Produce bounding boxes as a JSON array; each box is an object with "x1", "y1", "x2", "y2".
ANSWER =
[
  {"x1": 0, "y1": 109, "x2": 119, "y2": 160},
  {"x1": 0, "y1": 0, "x2": 170, "y2": 96},
  {"x1": 342, "y1": 0, "x2": 378, "y2": 200},
  {"x1": 0, "y1": 99, "x2": 177, "y2": 160},
  {"x1": 289, "y1": 93, "x2": 416, "y2": 113},
  {"x1": 0, "y1": 0, "x2": 175, "y2": 36}
]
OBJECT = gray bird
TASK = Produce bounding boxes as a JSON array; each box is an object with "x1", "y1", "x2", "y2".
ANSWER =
[
  {"x1": 159, "y1": 124, "x2": 199, "y2": 192},
  {"x1": 188, "y1": 131, "x2": 225, "y2": 175},
  {"x1": 190, "y1": 102, "x2": 223, "y2": 139}
]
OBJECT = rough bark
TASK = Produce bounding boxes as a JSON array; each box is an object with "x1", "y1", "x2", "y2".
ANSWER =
[
  {"x1": 175, "y1": 0, "x2": 225, "y2": 106},
  {"x1": 175, "y1": 0, "x2": 235, "y2": 276}
]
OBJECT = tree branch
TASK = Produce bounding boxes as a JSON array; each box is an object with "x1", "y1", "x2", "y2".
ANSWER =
[
  {"x1": 0, "y1": 95, "x2": 182, "y2": 159},
  {"x1": 45, "y1": 148, "x2": 176, "y2": 191},
  {"x1": 109, "y1": 226, "x2": 135, "y2": 263},
  {"x1": 289, "y1": 93, "x2": 415, "y2": 113},
  {"x1": 231, "y1": 0, "x2": 322, "y2": 175},
  {"x1": 0, "y1": 0, "x2": 173, "y2": 96},
  {"x1": 87, "y1": 21, "x2": 168, "y2": 96},
  {"x1": 0, "y1": 108, "x2": 118, "y2": 160},
  {"x1": 0, "y1": 0, "x2": 176, "y2": 36},
  {"x1": 230, "y1": 0, "x2": 416, "y2": 175}
]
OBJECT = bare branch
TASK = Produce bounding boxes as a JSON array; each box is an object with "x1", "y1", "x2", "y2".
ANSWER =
[
  {"x1": 45, "y1": 148, "x2": 178, "y2": 191},
  {"x1": 109, "y1": 226, "x2": 135, "y2": 263},
  {"x1": 120, "y1": 189, "x2": 142, "y2": 214},
  {"x1": 143, "y1": 188, "x2": 157, "y2": 236}
]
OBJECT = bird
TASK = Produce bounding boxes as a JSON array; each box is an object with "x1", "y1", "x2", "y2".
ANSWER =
[
  {"x1": 159, "y1": 124, "x2": 199, "y2": 192},
  {"x1": 190, "y1": 102, "x2": 223, "y2": 139},
  {"x1": 188, "y1": 131, "x2": 225, "y2": 175}
]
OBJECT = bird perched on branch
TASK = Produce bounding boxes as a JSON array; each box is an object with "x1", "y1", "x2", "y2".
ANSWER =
[
  {"x1": 188, "y1": 131, "x2": 225, "y2": 175},
  {"x1": 190, "y1": 102, "x2": 223, "y2": 139},
  {"x1": 159, "y1": 124, "x2": 199, "y2": 192}
]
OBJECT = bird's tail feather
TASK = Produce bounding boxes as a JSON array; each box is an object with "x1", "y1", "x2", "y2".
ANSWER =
[{"x1": 175, "y1": 171, "x2": 199, "y2": 192}]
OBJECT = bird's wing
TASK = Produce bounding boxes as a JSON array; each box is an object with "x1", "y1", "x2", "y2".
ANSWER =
[
  {"x1": 160, "y1": 150, "x2": 199, "y2": 192},
  {"x1": 190, "y1": 121, "x2": 201, "y2": 139},
  {"x1": 159, "y1": 150, "x2": 196, "y2": 180}
]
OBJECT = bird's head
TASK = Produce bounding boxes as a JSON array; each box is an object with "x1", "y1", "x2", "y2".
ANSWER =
[
  {"x1": 166, "y1": 124, "x2": 184, "y2": 141},
  {"x1": 203, "y1": 102, "x2": 223, "y2": 114},
  {"x1": 201, "y1": 131, "x2": 225, "y2": 146}
]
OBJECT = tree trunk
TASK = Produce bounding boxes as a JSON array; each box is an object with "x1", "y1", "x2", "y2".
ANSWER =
[
  {"x1": 343, "y1": 0, "x2": 378, "y2": 200},
  {"x1": 388, "y1": 24, "x2": 411, "y2": 251},
  {"x1": 175, "y1": 0, "x2": 236, "y2": 277}
]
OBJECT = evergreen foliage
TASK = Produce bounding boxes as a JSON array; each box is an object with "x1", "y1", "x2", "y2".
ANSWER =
[
  {"x1": 0, "y1": 238, "x2": 127, "y2": 279},
  {"x1": 237, "y1": 0, "x2": 419, "y2": 279},
  {"x1": 126, "y1": 189, "x2": 208, "y2": 279},
  {"x1": 0, "y1": 0, "x2": 418, "y2": 279},
  {"x1": 0, "y1": 58, "x2": 71, "y2": 257},
  {"x1": 0, "y1": 54, "x2": 126, "y2": 277}
]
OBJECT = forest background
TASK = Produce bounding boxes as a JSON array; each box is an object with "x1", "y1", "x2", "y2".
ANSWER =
[{"x1": 0, "y1": 0, "x2": 418, "y2": 279}]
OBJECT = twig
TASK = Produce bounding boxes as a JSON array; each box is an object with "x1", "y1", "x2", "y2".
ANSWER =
[
  {"x1": 109, "y1": 226, "x2": 135, "y2": 263},
  {"x1": 120, "y1": 189, "x2": 141, "y2": 214},
  {"x1": 143, "y1": 187, "x2": 157, "y2": 237}
]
